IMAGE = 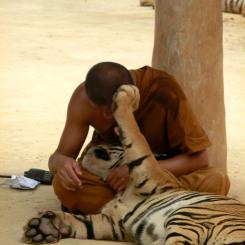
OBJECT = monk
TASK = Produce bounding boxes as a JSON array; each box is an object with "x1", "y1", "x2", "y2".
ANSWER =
[{"x1": 48, "y1": 62, "x2": 230, "y2": 214}]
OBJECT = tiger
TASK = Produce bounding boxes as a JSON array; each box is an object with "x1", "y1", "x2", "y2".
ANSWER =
[
  {"x1": 140, "y1": 0, "x2": 245, "y2": 17},
  {"x1": 23, "y1": 84, "x2": 245, "y2": 244},
  {"x1": 222, "y1": 0, "x2": 245, "y2": 16}
]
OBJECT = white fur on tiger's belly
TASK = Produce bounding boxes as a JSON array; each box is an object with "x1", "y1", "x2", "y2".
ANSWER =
[{"x1": 81, "y1": 144, "x2": 125, "y2": 180}]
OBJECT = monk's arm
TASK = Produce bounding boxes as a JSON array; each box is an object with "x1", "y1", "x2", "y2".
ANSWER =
[
  {"x1": 158, "y1": 150, "x2": 209, "y2": 177},
  {"x1": 48, "y1": 84, "x2": 90, "y2": 191}
]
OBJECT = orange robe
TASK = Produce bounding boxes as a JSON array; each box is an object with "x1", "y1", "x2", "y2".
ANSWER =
[{"x1": 53, "y1": 66, "x2": 230, "y2": 214}]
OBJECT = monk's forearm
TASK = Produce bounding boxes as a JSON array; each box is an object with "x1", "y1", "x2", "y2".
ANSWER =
[{"x1": 158, "y1": 150, "x2": 209, "y2": 177}]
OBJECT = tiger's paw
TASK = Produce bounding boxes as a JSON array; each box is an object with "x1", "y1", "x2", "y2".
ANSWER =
[
  {"x1": 112, "y1": 84, "x2": 140, "y2": 112},
  {"x1": 22, "y1": 211, "x2": 71, "y2": 244}
]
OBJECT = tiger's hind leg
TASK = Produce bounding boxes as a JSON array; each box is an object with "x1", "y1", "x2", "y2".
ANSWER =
[{"x1": 214, "y1": 227, "x2": 245, "y2": 244}]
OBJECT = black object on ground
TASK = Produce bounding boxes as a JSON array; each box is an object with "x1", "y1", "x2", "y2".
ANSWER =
[{"x1": 24, "y1": 168, "x2": 53, "y2": 185}]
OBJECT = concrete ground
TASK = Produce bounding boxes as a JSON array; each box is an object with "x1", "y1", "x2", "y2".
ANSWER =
[{"x1": 0, "y1": 0, "x2": 244, "y2": 244}]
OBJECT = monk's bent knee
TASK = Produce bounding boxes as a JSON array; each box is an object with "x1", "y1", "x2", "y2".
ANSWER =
[
  {"x1": 179, "y1": 167, "x2": 230, "y2": 195},
  {"x1": 52, "y1": 169, "x2": 115, "y2": 214}
]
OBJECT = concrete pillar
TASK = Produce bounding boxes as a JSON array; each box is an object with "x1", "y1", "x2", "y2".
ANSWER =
[{"x1": 152, "y1": 0, "x2": 227, "y2": 171}]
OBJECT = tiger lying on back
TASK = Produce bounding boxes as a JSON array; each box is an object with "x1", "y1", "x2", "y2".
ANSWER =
[{"x1": 23, "y1": 85, "x2": 245, "y2": 244}]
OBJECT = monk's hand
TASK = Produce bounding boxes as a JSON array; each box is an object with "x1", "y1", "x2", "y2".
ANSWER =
[
  {"x1": 106, "y1": 165, "x2": 130, "y2": 192},
  {"x1": 56, "y1": 156, "x2": 83, "y2": 191}
]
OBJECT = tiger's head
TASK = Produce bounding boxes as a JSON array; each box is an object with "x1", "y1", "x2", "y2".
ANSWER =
[{"x1": 81, "y1": 145, "x2": 125, "y2": 180}]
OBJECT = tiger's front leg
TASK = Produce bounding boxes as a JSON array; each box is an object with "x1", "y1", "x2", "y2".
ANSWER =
[
  {"x1": 112, "y1": 84, "x2": 152, "y2": 156},
  {"x1": 23, "y1": 211, "x2": 123, "y2": 243},
  {"x1": 112, "y1": 85, "x2": 143, "y2": 146},
  {"x1": 112, "y1": 84, "x2": 182, "y2": 191},
  {"x1": 23, "y1": 211, "x2": 73, "y2": 243}
]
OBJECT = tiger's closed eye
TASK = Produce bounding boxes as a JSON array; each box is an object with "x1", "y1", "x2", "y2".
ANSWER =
[{"x1": 94, "y1": 148, "x2": 111, "y2": 161}]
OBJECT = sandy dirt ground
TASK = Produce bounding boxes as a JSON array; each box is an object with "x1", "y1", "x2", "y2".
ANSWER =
[{"x1": 0, "y1": 0, "x2": 244, "y2": 244}]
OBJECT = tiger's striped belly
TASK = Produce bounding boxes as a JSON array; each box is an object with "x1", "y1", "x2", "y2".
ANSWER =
[{"x1": 123, "y1": 191, "x2": 245, "y2": 245}]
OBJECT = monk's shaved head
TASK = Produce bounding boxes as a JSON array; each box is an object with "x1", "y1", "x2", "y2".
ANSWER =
[{"x1": 85, "y1": 62, "x2": 133, "y2": 106}]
